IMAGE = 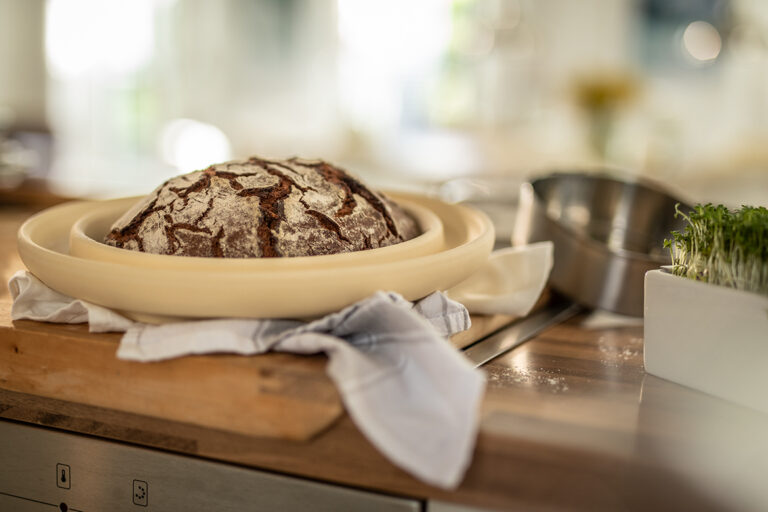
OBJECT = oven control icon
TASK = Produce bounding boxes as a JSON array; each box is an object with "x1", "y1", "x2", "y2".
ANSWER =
[
  {"x1": 132, "y1": 479, "x2": 148, "y2": 506},
  {"x1": 56, "y1": 464, "x2": 71, "y2": 489}
]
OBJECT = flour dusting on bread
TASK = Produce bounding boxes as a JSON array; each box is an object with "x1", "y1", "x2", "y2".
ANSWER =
[{"x1": 104, "y1": 157, "x2": 419, "y2": 258}]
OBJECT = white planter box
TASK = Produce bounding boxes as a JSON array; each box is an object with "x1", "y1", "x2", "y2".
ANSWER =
[{"x1": 644, "y1": 269, "x2": 768, "y2": 414}]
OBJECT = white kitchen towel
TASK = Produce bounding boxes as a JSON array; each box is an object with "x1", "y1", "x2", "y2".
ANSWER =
[
  {"x1": 446, "y1": 241, "x2": 554, "y2": 316},
  {"x1": 9, "y1": 270, "x2": 134, "y2": 332},
  {"x1": 8, "y1": 270, "x2": 483, "y2": 489}
]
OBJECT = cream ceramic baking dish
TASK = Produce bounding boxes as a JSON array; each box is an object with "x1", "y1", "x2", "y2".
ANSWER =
[{"x1": 17, "y1": 192, "x2": 494, "y2": 321}]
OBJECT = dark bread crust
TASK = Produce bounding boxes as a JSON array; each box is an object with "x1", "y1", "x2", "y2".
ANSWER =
[{"x1": 104, "y1": 157, "x2": 419, "y2": 258}]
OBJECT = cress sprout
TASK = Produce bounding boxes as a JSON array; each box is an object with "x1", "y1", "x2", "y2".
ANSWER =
[{"x1": 664, "y1": 203, "x2": 768, "y2": 296}]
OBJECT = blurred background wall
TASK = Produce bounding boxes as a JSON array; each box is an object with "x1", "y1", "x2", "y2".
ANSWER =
[{"x1": 0, "y1": 0, "x2": 767, "y2": 206}]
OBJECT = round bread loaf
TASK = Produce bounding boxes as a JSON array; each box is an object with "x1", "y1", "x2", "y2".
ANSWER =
[{"x1": 103, "y1": 156, "x2": 419, "y2": 258}]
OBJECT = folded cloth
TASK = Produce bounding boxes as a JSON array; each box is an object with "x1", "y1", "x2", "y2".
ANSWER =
[
  {"x1": 446, "y1": 241, "x2": 554, "y2": 316},
  {"x1": 8, "y1": 270, "x2": 483, "y2": 489},
  {"x1": 9, "y1": 271, "x2": 134, "y2": 332}
]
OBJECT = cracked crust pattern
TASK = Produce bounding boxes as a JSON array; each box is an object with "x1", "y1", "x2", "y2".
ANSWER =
[{"x1": 103, "y1": 157, "x2": 420, "y2": 258}]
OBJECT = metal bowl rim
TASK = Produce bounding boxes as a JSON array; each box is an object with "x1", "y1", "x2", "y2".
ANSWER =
[{"x1": 526, "y1": 169, "x2": 691, "y2": 265}]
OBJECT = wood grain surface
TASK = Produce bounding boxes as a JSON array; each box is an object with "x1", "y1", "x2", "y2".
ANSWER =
[
  {"x1": 0, "y1": 314, "x2": 345, "y2": 441},
  {"x1": 0, "y1": 202, "x2": 758, "y2": 511}
]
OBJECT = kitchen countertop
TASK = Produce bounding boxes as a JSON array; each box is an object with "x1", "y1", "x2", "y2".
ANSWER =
[{"x1": 2, "y1": 200, "x2": 768, "y2": 512}]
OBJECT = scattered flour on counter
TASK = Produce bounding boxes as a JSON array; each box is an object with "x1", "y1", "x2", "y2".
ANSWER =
[
  {"x1": 486, "y1": 366, "x2": 570, "y2": 393},
  {"x1": 597, "y1": 335, "x2": 643, "y2": 366}
]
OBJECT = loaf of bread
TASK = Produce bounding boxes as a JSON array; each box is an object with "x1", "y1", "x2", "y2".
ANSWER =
[{"x1": 103, "y1": 156, "x2": 419, "y2": 258}]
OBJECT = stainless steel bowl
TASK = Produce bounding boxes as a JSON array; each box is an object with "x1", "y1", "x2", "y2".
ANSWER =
[{"x1": 513, "y1": 171, "x2": 691, "y2": 316}]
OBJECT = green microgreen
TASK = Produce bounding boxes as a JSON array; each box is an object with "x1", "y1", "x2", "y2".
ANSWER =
[{"x1": 664, "y1": 203, "x2": 768, "y2": 296}]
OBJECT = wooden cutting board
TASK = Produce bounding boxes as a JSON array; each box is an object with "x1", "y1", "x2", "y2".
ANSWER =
[
  {"x1": 0, "y1": 300, "x2": 514, "y2": 442},
  {"x1": 0, "y1": 204, "x2": 519, "y2": 443}
]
